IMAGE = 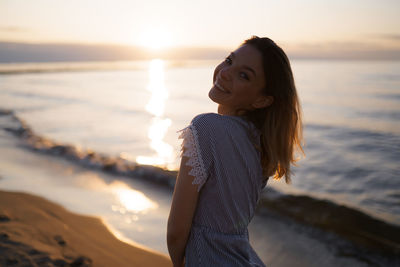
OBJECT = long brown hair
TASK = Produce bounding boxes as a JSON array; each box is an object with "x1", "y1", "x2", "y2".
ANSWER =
[{"x1": 242, "y1": 36, "x2": 304, "y2": 183}]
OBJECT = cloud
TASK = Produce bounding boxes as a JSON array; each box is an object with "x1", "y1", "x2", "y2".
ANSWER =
[
  {"x1": 374, "y1": 34, "x2": 400, "y2": 41},
  {"x1": 0, "y1": 26, "x2": 29, "y2": 32},
  {"x1": 284, "y1": 41, "x2": 400, "y2": 60},
  {"x1": 364, "y1": 33, "x2": 400, "y2": 43}
]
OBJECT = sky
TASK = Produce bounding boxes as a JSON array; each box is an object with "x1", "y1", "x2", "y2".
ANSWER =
[{"x1": 0, "y1": 0, "x2": 399, "y2": 60}]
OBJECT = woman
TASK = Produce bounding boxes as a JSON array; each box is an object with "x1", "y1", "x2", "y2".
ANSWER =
[{"x1": 167, "y1": 36, "x2": 303, "y2": 266}]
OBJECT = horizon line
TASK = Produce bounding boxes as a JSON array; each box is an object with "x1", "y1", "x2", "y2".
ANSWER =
[{"x1": 1, "y1": 40, "x2": 399, "y2": 62}]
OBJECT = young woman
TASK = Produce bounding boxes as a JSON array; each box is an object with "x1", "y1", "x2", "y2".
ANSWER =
[{"x1": 167, "y1": 36, "x2": 303, "y2": 266}]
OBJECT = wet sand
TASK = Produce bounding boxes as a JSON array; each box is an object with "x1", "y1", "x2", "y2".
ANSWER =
[{"x1": 0, "y1": 190, "x2": 171, "y2": 267}]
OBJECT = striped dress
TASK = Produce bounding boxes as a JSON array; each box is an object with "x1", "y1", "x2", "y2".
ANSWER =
[{"x1": 178, "y1": 113, "x2": 267, "y2": 267}]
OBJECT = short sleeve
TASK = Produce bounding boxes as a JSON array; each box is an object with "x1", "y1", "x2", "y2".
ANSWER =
[{"x1": 178, "y1": 114, "x2": 217, "y2": 192}]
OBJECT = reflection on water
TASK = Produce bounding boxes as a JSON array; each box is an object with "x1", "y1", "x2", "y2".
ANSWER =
[
  {"x1": 110, "y1": 181, "x2": 158, "y2": 214},
  {"x1": 136, "y1": 59, "x2": 174, "y2": 169},
  {"x1": 74, "y1": 173, "x2": 158, "y2": 215}
]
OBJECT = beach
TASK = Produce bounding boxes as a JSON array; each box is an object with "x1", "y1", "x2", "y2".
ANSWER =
[{"x1": 0, "y1": 190, "x2": 171, "y2": 267}]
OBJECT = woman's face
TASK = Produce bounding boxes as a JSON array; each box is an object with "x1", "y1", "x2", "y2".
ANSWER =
[{"x1": 209, "y1": 44, "x2": 271, "y2": 116}]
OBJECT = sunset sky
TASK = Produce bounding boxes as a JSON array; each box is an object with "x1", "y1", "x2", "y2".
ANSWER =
[{"x1": 1, "y1": 0, "x2": 399, "y2": 60}]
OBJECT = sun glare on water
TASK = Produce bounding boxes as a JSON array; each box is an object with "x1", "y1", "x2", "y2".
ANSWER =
[
  {"x1": 135, "y1": 59, "x2": 175, "y2": 169},
  {"x1": 110, "y1": 181, "x2": 158, "y2": 213}
]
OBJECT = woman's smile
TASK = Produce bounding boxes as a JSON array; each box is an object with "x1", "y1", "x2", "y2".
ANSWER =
[
  {"x1": 214, "y1": 81, "x2": 230, "y2": 93},
  {"x1": 209, "y1": 44, "x2": 267, "y2": 116}
]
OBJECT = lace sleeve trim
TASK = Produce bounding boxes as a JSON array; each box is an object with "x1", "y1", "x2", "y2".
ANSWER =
[{"x1": 178, "y1": 125, "x2": 207, "y2": 192}]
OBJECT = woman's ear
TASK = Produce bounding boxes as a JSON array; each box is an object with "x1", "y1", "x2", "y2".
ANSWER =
[{"x1": 252, "y1": 95, "x2": 274, "y2": 109}]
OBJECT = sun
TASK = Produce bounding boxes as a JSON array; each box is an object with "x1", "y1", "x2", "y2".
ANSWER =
[{"x1": 138, "y1": 28, "x2": 173, "y2": 50}]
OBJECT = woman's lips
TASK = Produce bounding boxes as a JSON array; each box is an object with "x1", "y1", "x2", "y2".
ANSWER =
[{"x1": 214, "y1": 81, "x2": 229, "y2": 93}]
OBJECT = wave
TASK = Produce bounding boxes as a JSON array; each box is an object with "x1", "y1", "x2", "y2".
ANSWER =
[
  {"x1": 1, "y1": 108, "x2": 399, "y2": 258},
  {"x1": 0, "y1": 109, "x2": 177, "y2": 188}
]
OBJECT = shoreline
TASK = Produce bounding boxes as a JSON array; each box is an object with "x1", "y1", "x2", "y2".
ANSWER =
[
  {"x1": 1, "y1": 107, "x2": 398, "y2": 227},
  {"x1": 0, "y1": 190, "x2": 171, "y2": 267}
]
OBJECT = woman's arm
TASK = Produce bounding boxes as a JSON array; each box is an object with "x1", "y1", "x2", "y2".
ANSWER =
[{"x1": 167, "y1": 155, "x2": 200, "y2": 267}]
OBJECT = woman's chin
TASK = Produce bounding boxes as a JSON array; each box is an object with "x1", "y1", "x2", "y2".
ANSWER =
[
  {"x1": 208, "y1": 88, "x2": 219, "y2": 103},
  {"x1": 208, "y1": 87, "x2": 226, "y2": 104}
]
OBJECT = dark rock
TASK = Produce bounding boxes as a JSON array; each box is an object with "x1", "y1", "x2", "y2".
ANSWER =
[
  {"x1": 70, "y1": 256, "x2": 92, "y2": 267},
  {"x1": 54, "y1": 235, "x2": 67, "y2": 246},
  {"x1": 0, "y1": 215, "x2": 10, "y2": 222},
  {"x1": 35, "y1": 255, "x2": 51, "y2": 264},
  {"x1": 0, "y1": 233, "x2": 9, "y2": 240},
  {"x1": 28, "y1": 248, "x2": 40, "y2": 255},
  {"x1": 5, "y1": 257, "x2": 19, "y2": 265},
  {"x1": 54, "y1": 258, "x2": 69, "y2": 266}
]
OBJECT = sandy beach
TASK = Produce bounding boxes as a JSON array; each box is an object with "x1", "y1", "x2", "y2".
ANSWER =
[{"x1": 0, "y1": 190, "x2": 171, "y2": 267}]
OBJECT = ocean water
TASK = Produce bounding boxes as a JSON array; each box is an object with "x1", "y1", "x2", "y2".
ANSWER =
[{"x1": 0, "y1": 59, "x2": 399, "y2": 230}]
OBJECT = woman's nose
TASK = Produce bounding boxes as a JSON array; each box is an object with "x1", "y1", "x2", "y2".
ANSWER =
[{"x1": 219, "y1": 67, "x2": 231, "y2": 81}]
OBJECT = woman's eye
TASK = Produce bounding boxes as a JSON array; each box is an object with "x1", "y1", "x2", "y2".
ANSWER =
[
  {"x1": 224, "y1": 57, "x2": 232, "y2": 65},
  {"x1": 240, "y1": 72, "x2": 249, "y2": 80}
]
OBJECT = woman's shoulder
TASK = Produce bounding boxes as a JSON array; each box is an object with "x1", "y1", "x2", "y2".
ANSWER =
[
  {"x1": 192, "y1": 112, "x2": 248, "y2": 125},
  {"x1": 191, "y1": 113, "x2": 255, "y2": 133},
  {"x1": 191, "y1": 113, "x2": 221, "y2": 126},
  {"x1": 191, "y1": 113, "x2": 241, "y2": 132},
  {"x1": 188, "y1": 113, "x2": 223, "y2": 139}
]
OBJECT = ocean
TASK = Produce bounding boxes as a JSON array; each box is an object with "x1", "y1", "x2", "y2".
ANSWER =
[{"x1": 0, "y1": 59, "x2": 399, "y2": 264}]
